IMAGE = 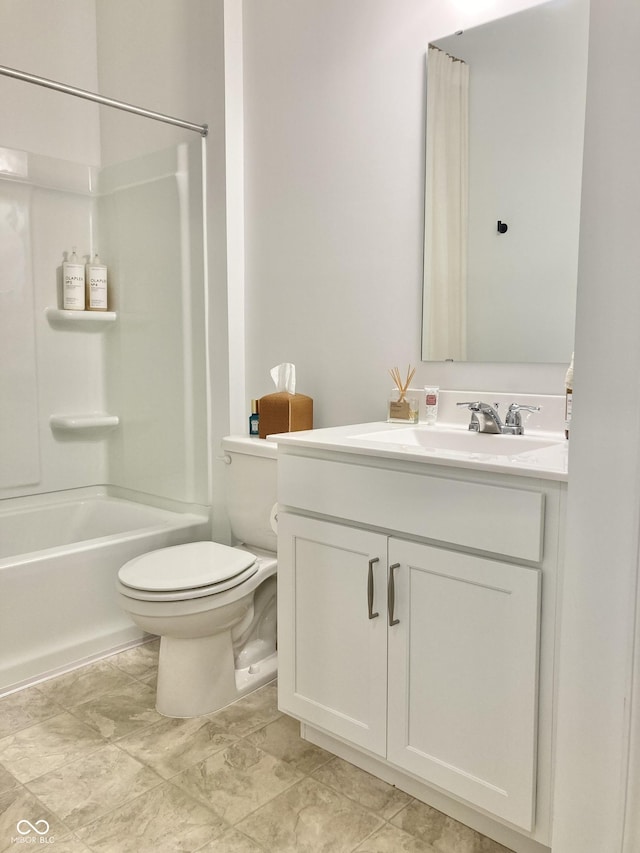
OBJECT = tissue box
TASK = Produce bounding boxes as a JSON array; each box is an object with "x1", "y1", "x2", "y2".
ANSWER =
[{"x1": 258, "y1": 392, "x2": 313, "y2": 439}]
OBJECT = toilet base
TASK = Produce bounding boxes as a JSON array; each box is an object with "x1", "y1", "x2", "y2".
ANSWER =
[
  {"x1": 235, "y1": 651, "x2": 278, "y2": 698},
  {"x1": 156, "y1": 632, "x2": 277, "y2": 718}
]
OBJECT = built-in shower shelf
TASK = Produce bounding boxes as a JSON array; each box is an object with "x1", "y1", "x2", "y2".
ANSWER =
[
  {"x1": 49, "y1": 413, "x2": 120, "y2": 436},
  {"x1": 46, "y1": 308, "x2": 117, "y2": 330}
]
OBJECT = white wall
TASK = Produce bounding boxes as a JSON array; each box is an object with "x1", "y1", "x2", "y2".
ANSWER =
[
  {"x1": 241, "y1": 0, "x2": 567, "y2": 430},
  {"x1": 553, "y1": 0, "x2": 640, "y2": 850},
  {"x1": 0, "y1": 0, "x2": 100, "y2": 164},
  {"x1": 94, "y1": 0, "x2": 207, "y2": 165}
]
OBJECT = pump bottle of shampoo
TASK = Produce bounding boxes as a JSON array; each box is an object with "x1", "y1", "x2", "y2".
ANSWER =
[
  {"x1": 62, "y1": 247, "x2": 85, "y2": 310},
  {"x1": 86, "y1": 253, "x2": 108, "y2": 311}
]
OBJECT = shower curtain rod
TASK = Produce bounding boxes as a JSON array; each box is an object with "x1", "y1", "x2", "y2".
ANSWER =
[{"x1": 0, "y1": 65, "x2": 208, "y2": 137}]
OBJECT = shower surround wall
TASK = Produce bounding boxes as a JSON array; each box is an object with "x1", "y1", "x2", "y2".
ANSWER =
[
  {"x1": 0, "y1": 0, "x2": 209, "y2": 510},
  {"x1": 0, "y1": 153, "x2": 103, "y2": 498},
  {"x1": 100, "y1": 141, "x2": 209, "y2": 505},
  {"x1": 0, "y1": 141, "x2": 208, "y2": 508}
]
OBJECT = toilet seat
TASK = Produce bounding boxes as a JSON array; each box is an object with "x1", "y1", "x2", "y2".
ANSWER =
[{"x1": 117, "y1": 541, "x2": 259, "y2": 602}]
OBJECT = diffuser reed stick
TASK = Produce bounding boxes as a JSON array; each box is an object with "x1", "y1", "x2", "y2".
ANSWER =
[{"x1": 388, "y1": 364, "x2": 416, "y2": 403}]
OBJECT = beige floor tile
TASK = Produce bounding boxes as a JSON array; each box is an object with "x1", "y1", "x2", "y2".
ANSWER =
[
  {"x1": 245, "y1": 714, "x2": 333, "y2": 775},
  {"x1": 68, "y1": 681, "x2": 161, "y2": 741},
  {"x1": 76, "y1": 781, "x2": 227, "y2": 853},
  {"x1": 117, "y1": 714, "x2": 238, "y2": 779},
  {"x1": 208, "y1": 682, "x2": 281, "y2": 738},
  {"x1": 0, "y1": 786, "x2": 68, "y2": 853},
  {"x1": 354, "y1": 823, "x2": 439, "y2": 852},
  {"x1": 110, "y1": 640, "x2": 159, "y2": 680},
  {"x1": 26, "y1": 744, "x2": 162, "y2": 831},
  {"x1": 137, "y1": 670, "x2": 158, "y2": 690},
  {"x1": 173, "y1": 739, "x2": 302, "y2": 825},
  {"x1": 312, "y1": 757, "x2": 412, "y2": 820},
  {"x1": 0, "y1": 766, "x2": 17, "y2": 795},
  {"x1": 0, "y1": 650, "x2": 512, "y2": 853},
  {"x1": 0, "y1": 712, "x2": 105, "y2": 783},
  {"x1": 0, "y1": 686, "x2": 63, "y2": 738},
  {"x1": 196, "y1": 826, "x2": 268, "y2": 852},
  {"x1": 390, "y1": 800, "x2": 514, "y2": 853},
  {"x1": 237, "y1": 776, "x2": 384, "y2": 853},
  {"x1": 36, "y1": 660, "x2": 138, "y2": 708},
  {"x1": 40, "y1": 834, "x2": 93, "y2": 852}
]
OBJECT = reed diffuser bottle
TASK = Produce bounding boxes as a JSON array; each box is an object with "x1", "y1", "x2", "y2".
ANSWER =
[{"x1": 388, "y1": 365, "x2": 419, "y2": 423}]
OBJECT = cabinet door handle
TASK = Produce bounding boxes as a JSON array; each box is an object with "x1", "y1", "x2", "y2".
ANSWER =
[
  {"x1": 368, "y1": 558, "x2": 380, "y2": 619},
  {"x1": 388, "y1": 562, "x2": 400, "y2": 626}
]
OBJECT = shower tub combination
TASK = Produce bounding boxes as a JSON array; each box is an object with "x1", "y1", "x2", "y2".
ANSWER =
[{"x1": 0, "y1": 487, "x2": 210, "y2": 695}]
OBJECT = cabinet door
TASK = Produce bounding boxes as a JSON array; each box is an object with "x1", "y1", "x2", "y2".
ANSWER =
[
  {"x1": 278, "y1": 513, "x2": 388, "y2": 756},
  {"x1": 387, "y1": 539, "x2": 540, "y2": 831}
]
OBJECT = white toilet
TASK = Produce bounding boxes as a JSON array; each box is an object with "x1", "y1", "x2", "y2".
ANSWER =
[{"x1": 116, "y1": 436, "x2": 278, "y2": 718}]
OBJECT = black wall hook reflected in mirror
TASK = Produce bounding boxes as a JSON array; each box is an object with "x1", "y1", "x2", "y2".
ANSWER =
[{"x1": 497, "y1": 220, "x2": 508, "y2": 234}]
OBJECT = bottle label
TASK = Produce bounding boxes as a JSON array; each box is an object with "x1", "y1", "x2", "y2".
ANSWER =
[
  {"x1": 425, "y1": 393, "x2": 438, "y2": 407},
  {"x1": 88, "y1": 268, "x2": 108, "y2": 309},
  {"x1": 63, "y1": 263, "x2": 85, "y2": 309}
]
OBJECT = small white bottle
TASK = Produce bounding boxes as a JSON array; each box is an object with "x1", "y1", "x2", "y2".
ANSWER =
[
  {"x1": 62, "y1": 247, "x2": 85, "y2": 310},
  {"x1": 424, "y1": 386, "x2": 440, "y2": 425},
  {"x1": 564, "y1": 353, "x2": 574, "y2": 439},
  {"x1": 86, "y1": 253, "x2": 108, "y2": 311}
]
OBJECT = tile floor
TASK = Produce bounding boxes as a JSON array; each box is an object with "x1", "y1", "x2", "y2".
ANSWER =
[{"x1": 0, "y1": 641, "x2": 514, "y2": 853}]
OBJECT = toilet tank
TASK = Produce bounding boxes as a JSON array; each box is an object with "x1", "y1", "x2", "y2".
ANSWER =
[{"x1": 222, "y1": 436, "x2": 278, "y2": 552}]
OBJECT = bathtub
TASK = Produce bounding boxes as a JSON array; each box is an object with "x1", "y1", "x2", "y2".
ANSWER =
[{"x1": 0, "y1": 487, "x2": 210, "y2": 695}]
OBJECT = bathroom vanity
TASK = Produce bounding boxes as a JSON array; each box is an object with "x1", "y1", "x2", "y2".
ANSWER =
[{"x1": 275, "y1": 394, "x2": 568, "y2": 853}]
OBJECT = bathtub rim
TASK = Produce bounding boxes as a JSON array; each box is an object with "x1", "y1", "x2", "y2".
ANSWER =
[{"x1": 0, "y1": 484, "x2": 211, "y2": 567}]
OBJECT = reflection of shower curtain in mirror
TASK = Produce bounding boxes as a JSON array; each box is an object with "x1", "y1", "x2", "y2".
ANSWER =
[{"x1": 424, "y1": 46, "x2": 469, "y2": 361}]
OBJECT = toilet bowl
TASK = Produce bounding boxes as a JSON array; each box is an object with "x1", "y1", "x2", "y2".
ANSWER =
[{"x1": 116, "y1": 436, "x2": 278, "y2": 718}]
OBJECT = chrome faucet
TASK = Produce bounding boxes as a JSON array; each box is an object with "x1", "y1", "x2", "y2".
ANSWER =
[
  {"x1": 457, "y1": 401, "x2": 503, "y2": 433},
  {"x1": 503, "y1": 403, "x2": 541, "y2": 435},
  {"x1": 457, "y1": 401, "x2": 541, "y2": 435}
]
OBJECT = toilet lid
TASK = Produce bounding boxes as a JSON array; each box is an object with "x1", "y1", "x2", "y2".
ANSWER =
[{"x1": 118, "y1": 541, "x2": 257, "y2": 593}]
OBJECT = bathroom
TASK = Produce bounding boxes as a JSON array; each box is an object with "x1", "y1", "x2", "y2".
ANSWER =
[{"x1": 0, "y1": 0, "x2": 639, "y2": 852}]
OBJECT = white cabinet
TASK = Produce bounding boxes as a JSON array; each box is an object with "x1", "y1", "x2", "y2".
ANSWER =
[
  {"x1": 386, "y1": 538, "x2": 540, "y2": 831},
  {"x1": 278, "y1": 513, "x2": 540, "y2": 831},
  {"x1": 278, "y1": 514, "x2": 388, "y2": 755},
  {"x1": 277, "y1": 450, "x2": 563, "y2": 849}
]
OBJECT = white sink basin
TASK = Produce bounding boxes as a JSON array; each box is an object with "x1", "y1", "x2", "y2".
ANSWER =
[{"x1": 353, "y1": 426, "x2": 563, "y2": 457}]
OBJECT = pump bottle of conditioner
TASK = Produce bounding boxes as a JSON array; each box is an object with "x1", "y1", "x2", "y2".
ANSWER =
[
  {"x1": 86, "y1": 253, "x2": 108, "y2": 311},
  {"x1": 62, "y1": 247, "x2": 85, "y2": 310}
]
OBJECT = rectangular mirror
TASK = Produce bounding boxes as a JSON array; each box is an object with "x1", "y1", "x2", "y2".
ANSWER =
[{"x1": 421, "y1": 0, "x2": 589, "y2": 363}]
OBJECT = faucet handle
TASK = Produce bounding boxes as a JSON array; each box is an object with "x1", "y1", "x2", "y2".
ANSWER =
[
  {"x1": 457, "y1": 401, "x2": 500, "y2": 412},
  {"x1": 507, "y1": 402, "x2": 541, "y2": 414},
  {"x1": 505, "y1": 403, "x2": 541, "y2": 429}
]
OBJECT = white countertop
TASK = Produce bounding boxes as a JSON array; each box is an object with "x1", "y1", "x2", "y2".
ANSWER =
[{"x1": 271, "y1": 420, "x2": 569, "y2": 482}]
